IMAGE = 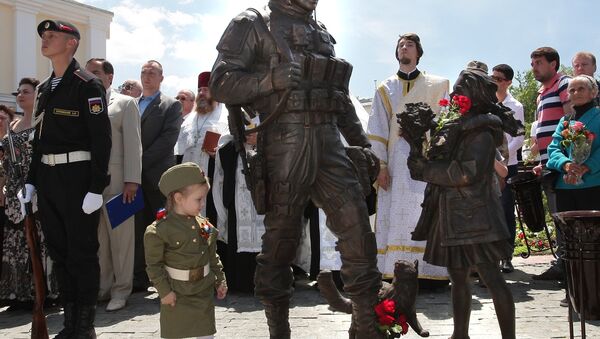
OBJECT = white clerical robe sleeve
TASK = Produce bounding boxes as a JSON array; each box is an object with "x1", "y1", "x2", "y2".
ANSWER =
[{"x1": 367, "y1": 89, "x2": 391, "y2": 164}]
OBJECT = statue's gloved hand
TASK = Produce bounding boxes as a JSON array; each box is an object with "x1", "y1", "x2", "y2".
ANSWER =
[
  {"x1": 407, "y1": 155, "x2": 426, "y2": 181},
  {"x1": 362, "y1": 147, "x2": 380, "y2": 182},
  {"x1": 17, "y1": 184, "x2": 36, "y2": 217},
  {"x1": 271, "y1": 62, "x2": 302, "y2": 91},
  {"x1": 82, "y1": 192, "x2": 103, "y2": 214}
]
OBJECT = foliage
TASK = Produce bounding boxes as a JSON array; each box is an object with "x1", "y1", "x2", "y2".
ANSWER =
[{"x1": 510, "y1": 70, "x2": 539, "y2": 125}]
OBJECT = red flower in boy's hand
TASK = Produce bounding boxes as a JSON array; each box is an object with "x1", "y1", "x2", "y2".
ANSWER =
[{"x1": 439, "y1": 98, "x2": 449, "y2": 106}]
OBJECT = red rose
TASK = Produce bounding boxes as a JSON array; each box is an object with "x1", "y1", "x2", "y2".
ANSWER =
[
  {"x1": 518, "y1": 232, "x2": 525, "y2": 239},
  {"x1": 572, "y1": 121, "x2": 584, "y2": 132},
  {"x1": 537, "y1": 240, "x2": 544, "y2": 247},
  {"x1": 378, "y1": 314, "x2": 395, "y2": 326},
  {"x1": 589, "y1": 132, "x2": 596, "y2": 141},
  {"x1": 439, "y1": 98, "x2": 449, "y2": 106},
  {"x1": 374, "y1": 299, "x2": 395, "y2": 318}
]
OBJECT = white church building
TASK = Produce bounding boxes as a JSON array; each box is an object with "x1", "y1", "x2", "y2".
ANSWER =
[{"x1": 0, "y1": 0, "x2": 113, "y2": 108}]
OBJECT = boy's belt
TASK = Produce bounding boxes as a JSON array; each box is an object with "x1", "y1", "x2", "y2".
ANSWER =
[{"x1": 165, "y1": 264, "x2": 210, "y2": 282}]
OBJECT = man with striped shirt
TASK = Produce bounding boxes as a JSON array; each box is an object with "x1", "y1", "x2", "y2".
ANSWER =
[{"x1": 530, "y1": 47, "x2": 571, "y2": 284}]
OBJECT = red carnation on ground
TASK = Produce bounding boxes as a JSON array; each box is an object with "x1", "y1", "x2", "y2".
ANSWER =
[
  {"x1": 398, "y1": 314, "x2": 409, "y2": 334},
  {"x1": 374, "y1": 299, "x2": 395, "y2": 317},
  {"x1": 378, "y1": 314, "x2": 396, "y2": 326}
]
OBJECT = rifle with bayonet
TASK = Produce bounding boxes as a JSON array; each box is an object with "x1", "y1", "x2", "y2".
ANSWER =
[{"x1": 6, "y1": 124, "x2": 48, "y2": 339}]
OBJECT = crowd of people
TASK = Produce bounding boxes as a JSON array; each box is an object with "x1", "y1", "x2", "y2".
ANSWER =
[{"x1": 0, "y1": 4, "x2": 599, "y2": 339}]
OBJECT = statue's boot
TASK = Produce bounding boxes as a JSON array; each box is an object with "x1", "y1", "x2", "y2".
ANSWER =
[
  {"x1": 263, "y1": 299, "x2": 291, "y2": 339},
  {"x1": 351, "y1": 295, "x2": 384, "y2": 339}
]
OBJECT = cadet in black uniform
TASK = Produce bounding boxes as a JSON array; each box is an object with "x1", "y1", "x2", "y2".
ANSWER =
[{"x1": 19, "y1": 20, "x2": 111, "y2": 339}]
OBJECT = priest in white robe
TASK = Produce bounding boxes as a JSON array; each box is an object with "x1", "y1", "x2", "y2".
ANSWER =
[
  {"x1": 174, "y1": 72, "x2": 229, "y2": 217},
  {"x1": 368, "y1": 33, "x2": 450, "y2": 286}
]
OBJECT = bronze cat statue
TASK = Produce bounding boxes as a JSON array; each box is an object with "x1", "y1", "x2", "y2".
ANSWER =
[{"x1": 317, "y1": 260, "x2": 429, "y2": 338}]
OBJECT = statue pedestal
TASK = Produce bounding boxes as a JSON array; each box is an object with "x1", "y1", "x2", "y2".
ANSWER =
[{"x1": 553, "y1": 210, "x2": 600, "y2": 339}]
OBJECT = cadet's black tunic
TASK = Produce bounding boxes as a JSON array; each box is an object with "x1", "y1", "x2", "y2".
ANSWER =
[{"x1": 27, "y1": 58, "x2": 111, "y2": 305}]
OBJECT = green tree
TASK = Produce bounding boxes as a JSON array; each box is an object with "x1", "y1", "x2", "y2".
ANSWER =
[{"x1": 510, "y1": 70, "x2": 538, "y2": 126}]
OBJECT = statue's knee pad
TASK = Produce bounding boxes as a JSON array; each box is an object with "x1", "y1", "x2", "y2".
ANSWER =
[{"x1": 337, "y1": 232, "x2": 377, "y2": 260}]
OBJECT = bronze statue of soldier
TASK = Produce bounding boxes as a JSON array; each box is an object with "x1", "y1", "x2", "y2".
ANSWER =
[{"x1": 210, "y1": 0, "x2": 382, "y2": 338}]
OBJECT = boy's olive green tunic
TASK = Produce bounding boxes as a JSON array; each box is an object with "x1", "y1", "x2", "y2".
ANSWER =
[{"x1": 144, "y1": 213, "x2": 226, "y2": 338}]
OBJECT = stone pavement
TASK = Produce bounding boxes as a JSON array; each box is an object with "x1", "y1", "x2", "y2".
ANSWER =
[{"x1": 1, "y1": 255, "x2": 599, "y2": 338}]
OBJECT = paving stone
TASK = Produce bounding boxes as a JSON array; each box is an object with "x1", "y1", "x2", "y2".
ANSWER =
[{"x1": 1, "y1": 255, "x2": 599, "y2": 338}]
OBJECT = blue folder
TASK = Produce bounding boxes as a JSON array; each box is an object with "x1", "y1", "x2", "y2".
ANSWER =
[{"x1": 105, "y1": 187, "x2": 144, "y2": 229}]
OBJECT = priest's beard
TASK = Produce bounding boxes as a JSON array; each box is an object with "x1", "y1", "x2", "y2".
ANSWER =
[
  {"x1": 399, "y1": 56, "x2": 413, "y2": 65},
  {"x1": 196, "y1": 97, "x2": 215, "y2": 114}
]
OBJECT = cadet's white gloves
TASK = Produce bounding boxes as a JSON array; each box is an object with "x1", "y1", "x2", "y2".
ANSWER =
[
  {"x1": 17, "y1": 184, "x2": 36, "y2": 217},
  {"x1": 82, "y1": 192, "x2": 103, "y2": 214},
  {"x1": 18, "y1": 186, "x2": 102, "y2": 215}
]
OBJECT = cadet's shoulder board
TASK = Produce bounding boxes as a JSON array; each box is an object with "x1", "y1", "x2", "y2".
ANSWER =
[
  {"x1": 88, "y1": 97, "x2": 104, "y2": 114},
  {"x1": 74, "y1": 69, "x2": 96, "y2": 82}
]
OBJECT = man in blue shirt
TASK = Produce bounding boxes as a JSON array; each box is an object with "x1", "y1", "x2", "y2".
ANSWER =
[{"x1": 133, "y1": 60, "x2": 182, "y2": 292}]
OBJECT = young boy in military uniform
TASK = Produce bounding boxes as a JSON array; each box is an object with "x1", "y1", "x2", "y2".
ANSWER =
[
  {"x1": 19, "y1": 20, "x2": 111, "y2": 338},
  {"x1": 144, "y1": 162, "x2": 227, "y2": 339}
]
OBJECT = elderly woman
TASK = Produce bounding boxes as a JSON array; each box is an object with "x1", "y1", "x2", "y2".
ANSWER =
[
  {"x1": 546, "y1": 75, "x2": 600, "y2": 210},
  {"x1": 406, "y1": 66, "x2": 522, "y2": 339},
  {"x1": 0, "y1": 78, "x2": 58, "y2": 310}
]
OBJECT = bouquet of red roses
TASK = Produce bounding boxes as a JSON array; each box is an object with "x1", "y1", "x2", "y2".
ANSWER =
[{"x1": 374, "y1": 299, "x2": 409, "y2": 338}]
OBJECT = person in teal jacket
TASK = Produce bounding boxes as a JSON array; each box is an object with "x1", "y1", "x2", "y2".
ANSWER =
[{"x1": 547, "y1": 74, "x2": 600, "y2": 209}]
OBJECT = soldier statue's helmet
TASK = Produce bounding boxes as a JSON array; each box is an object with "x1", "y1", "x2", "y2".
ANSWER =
[
  {"x1": 37, "y1": 20, "x2": 81, "y2": 40},
  {"x1": 159, "y1": 162, "x2": 208, "y2": 196}
]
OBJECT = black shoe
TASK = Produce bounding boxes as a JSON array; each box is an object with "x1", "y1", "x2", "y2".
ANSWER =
[
  {"x1": 131, "y1": 280, "x2": 151, "y2": 294},
  {"x1": 532, "y1": 265, "x2": 563, "y2": 281},
  {"x1": 560, "y1": 298, "x2": 568, "y2": 307},
  {"x1": 501, "y1": 258, "x2": 514, "y2": 273}
]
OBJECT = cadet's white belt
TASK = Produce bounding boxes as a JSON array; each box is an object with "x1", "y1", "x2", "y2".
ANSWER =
[
  {"x1": 165, "y1": 264, "x2": 210, "y2": 282},
  {"x1": 41, "y1": 151, "x2": 91, "y2": 166}
]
